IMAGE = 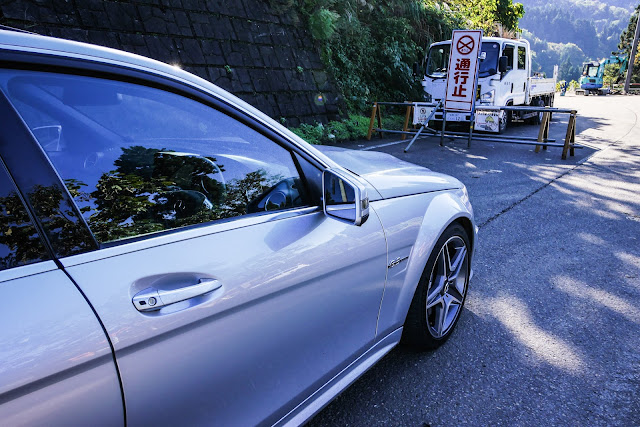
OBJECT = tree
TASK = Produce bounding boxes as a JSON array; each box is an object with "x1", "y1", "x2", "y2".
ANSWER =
[
  {"x1": 455, "y1": 0, "x2": 525, "y2": 34},
  {"x1": 617, "y1": 4, "x2": 640, "y2": 83},
  {"x1": 603, "y1": 63, "x2": 622, "y2": 89}
]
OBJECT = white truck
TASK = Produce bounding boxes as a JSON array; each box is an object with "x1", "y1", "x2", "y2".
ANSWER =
[{"x1": 419, "y1": 37, "x2": 557, "y2": 133}]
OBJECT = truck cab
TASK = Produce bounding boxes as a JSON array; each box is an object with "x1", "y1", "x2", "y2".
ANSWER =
[{"x1": 421, "y1": 37, "x2": 556, "y2": 133}]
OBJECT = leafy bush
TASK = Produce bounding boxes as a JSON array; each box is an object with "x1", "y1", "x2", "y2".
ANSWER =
[
  {"x1": 326, "y1": 120, "x2": 351, "y2": 141},
  {"x1": 343, "y1": 115, "x2": 371, "y2": 139},
  {"x1": 309, "y1": 8, "x2": 339, "y2": 40},
  {"x1": 293, "y1": 0, "x2": 466, "y2": 114},
  {"x1": 290, "y1": 123, "x2": 326, "y2": 145},
  {"x1": 281, "y1": 0, "x2": 525, "y2": 116},
  {"x1": 289, "y1": 113, "x2": 408, "y2": 145}
]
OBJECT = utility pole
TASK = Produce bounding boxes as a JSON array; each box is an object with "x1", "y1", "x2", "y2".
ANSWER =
[{"x1": 624, "y1": 11, "x2": 640, "y2": 93}]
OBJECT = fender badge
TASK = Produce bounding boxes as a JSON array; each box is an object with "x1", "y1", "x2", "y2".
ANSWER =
[{"x1": 388, "y1": 256, "x2": 409, "y2": 269}]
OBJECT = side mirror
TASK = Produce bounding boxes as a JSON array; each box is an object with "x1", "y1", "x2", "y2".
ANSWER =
[
  {"x1": 498, "y1": 56, "x2": 508, "y2": 73},
  {"x1": 322, "y1": 168, "x2": 369, "y2": 226},
  {"x1": 412, "y1": 62, "x2": 420, "y2": 77}
]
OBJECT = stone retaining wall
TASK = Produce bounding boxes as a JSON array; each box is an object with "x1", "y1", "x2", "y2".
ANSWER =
[{"x1": 0, "y1": 0, "x2": 344, "y2": 126}]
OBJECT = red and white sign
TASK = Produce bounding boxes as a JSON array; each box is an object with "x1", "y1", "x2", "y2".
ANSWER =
[{"x1": 444, "y1": 30, "x2": 482, "y2": 113}]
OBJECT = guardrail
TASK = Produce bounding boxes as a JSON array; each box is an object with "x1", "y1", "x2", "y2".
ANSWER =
[{"x1": 367, "y1": 102, "x2": 580, "y2": 160}]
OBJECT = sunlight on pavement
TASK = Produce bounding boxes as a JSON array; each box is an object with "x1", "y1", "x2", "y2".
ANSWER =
[
  {"x1": 614, "y1": 251, "x2": 640, "y2": 271},
  {"x1": 468, "y1": 295, "x2": 586, "y2": 373},
  {"x1": 553, "y1": 275, "x2": 640, "y2": 323},
  {"x1": 576, "y1": 232, "x2": 607, "y2": 246}
]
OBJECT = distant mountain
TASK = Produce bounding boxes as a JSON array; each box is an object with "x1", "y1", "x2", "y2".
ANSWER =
[{"x1": 517, "y1": 0, "x2": 635, "y2": 81}]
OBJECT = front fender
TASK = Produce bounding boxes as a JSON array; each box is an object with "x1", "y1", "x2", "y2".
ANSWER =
[{"x1": 374, "y1": 188, "x2": 475, "y2": 339}]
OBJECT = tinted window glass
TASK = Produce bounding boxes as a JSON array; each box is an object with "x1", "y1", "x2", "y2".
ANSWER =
[
  {"x1": 0, "y1": 159, "x2": 49, "y2": 270},
  {"x1": 518, "y1": 46, "x2": 526, "y2": 70},
  {"x1": 503, "y1": 44, "x2": 514, "y2": 71},
  {"x1": 0, "y1": 70, "x2": 308, "y2": 244}
]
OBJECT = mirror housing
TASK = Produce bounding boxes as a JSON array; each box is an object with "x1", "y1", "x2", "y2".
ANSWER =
[
  {"x1": 412, "y1": 62, "x2": 420, "y2": 77},
  {"x1": 498, "y1": 56, "x2": 508, "y2": 73},
  {"x1": 322, "y1": 168, "x2": 369, "y2": 226}
]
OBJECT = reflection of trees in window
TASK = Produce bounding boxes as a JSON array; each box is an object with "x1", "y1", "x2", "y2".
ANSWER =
[
  {"x1": 0, "y1": 189, "x2": 49, "y2": 270},
  {"x1": 69, "y1": 146, "x2": 286, "y2": 243},
  {"x1": 222, "y1": 170, "x2": 283, "y2": 217}
]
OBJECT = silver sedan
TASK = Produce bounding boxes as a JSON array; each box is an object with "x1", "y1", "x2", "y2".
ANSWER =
[{"x1": 0, "y1": 29, "x2": 476, "y2": 426}]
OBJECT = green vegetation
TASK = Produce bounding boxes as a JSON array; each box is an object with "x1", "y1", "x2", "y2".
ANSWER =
[
  {"x1": 603, "y1": 63, "x2": 622, "y2": 88},
  {"x1": 279, "y1": 0, "x2": 527, "y2": 144},
  {"x1": 289, "y1": 113, "x2": 407, "y2": 144},
  {"x1": 617, "y1": 4, "x2": 640, "y2": 83},
  {"x1": 275, "y1": 0, "x2": 526, "y2": 115},
  {"x1": 518, "y1": 0, "x2": 635, "y2": 81}
]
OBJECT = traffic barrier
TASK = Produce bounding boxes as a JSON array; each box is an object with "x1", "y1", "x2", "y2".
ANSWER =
[{"x1": 366, "y1": 102, "x2": 582, "y2": 159}]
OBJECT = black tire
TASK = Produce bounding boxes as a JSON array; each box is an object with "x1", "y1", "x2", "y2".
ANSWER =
[
  {"x1": 498, "y1": 111, "x2": 508, "y2": 134},
  {"x1": 533, "y1": 98, "x2": 545, "y2": 124},
  {"x1": 401, "y1": 223, "x2": 471, "y2": 350}
]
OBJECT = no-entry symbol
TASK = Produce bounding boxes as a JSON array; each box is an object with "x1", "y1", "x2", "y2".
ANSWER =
[{"x1": 456, "y1": 35, "x2": 475, "y2": 55}]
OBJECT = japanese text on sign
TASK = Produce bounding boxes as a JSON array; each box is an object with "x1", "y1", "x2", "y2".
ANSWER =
[{"x1": 445, "y1": 30, "x2": 482, "y2": 113}]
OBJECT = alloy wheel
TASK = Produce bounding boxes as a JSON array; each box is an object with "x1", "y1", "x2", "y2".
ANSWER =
[{"x1": 425, "y1": 236, "x2": 469, "y2": 338}]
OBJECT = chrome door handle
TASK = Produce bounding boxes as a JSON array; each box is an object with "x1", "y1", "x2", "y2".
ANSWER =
[{"x1": 133, "y1": 278, "x2": 222, "y2": 312}]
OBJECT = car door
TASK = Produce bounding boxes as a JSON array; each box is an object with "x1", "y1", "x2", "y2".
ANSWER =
[
  {"x1": 512, "y1": 45, "x2": 528, "y2": 104},
  {"x1": 0, "y1": 66, "x2": 388, "y2": 426},
  {"x1": 0, "y1": 103, "x2": 123, "y2": 424},
  {"x1": 500, "y1": 43, "x2": 516, "y2": 103}
]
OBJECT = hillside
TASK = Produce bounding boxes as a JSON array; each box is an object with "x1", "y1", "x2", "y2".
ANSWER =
[{"x1": 518, "y1": 0, "x2": 635, "y2": 80}]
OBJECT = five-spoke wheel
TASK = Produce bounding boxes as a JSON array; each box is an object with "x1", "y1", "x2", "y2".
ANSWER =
[
  {"x1": 402, "y1": 223, "x2": 470, "y2": 350},
  {"x1": 425, "y1": 234, "x2": 468, "y2": 338}
]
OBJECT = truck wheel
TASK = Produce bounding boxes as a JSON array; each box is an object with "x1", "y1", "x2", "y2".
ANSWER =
[
  {"x1": 534, "y1": 99, "x2": 545, "y2": 124},
  {"x1": 498, "y1": 115, "x2": 507, "y2": 134}
]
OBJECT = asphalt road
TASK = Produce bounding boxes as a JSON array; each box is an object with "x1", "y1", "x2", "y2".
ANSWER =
[{"x1": 308, "y1": 93, "x2": 640, "y2": 426}]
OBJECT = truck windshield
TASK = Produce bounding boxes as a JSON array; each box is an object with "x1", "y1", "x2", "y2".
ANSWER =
[
  {"x1": 478, "y1": 42, "x2": 500, "y2": 77},
  {"x1": 426, "y1": 41, "x2": 501, "y2": 78}
]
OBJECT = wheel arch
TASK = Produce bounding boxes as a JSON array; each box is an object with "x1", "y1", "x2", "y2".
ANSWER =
[
  {"x1": 374, "y1": 189, "x2": 476, "y2": 339},
  {"x1": 453, "y1": 216, "x2": 475, "y2": 258}
]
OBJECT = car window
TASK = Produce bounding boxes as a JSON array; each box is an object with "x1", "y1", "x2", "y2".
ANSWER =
[
  {"x1": 0, "y1": 158, "x2": 50, "y2": 270},
  {"x1": 517, "y1": 46, "x2": 526, "y2": 70},
  {"x1": 0, "y1": 70, "x2": 309, "y2": 244}
]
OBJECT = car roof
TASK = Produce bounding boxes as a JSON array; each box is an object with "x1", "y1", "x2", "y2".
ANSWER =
[{"x1": 0, "y1": 29, "x2": 336, "y2": 168}]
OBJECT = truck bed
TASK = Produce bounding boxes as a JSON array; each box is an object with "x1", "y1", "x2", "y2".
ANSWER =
[{"x1": 529, "y1": 77, "x2": 556, "y2": 97}]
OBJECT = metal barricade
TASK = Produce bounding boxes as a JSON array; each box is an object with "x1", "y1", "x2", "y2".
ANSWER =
[{"x1": 366, "y1": 102, "x2": 580, "y2": 160}]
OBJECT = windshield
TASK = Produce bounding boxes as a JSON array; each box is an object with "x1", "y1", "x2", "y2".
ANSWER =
[
  {"x1": 478, "y1": 42, "x2": 500, "y2": 77},
  {"x1": 426, "y1": 41, "x2": 501, "y2": 78},
  {"x1": 426, "y1": 44, "x2": 450, "y2": 77}
]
